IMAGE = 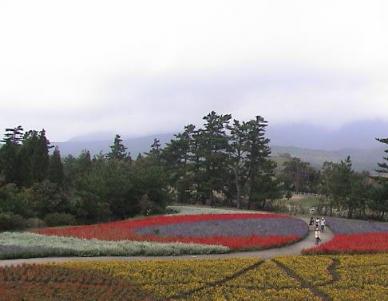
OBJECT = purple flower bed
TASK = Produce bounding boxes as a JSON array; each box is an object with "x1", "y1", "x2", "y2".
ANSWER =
[
  {"x1": 326, "y1": 217, "x2": 388, "y2": 234},
  {"x1": 135, "y1": 217, "x2": 308, "y2": 238}
]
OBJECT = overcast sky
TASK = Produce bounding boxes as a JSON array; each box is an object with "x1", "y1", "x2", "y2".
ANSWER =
[{"x1": 1, "y1": 0, "x2": 388, "y2": 141}]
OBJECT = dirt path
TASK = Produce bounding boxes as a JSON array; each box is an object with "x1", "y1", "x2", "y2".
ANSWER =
[{"x1": 0, "y1": 218, "x2": 334, "y2": 267}]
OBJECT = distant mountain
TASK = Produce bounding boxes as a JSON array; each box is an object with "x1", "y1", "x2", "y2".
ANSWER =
[
  {"x1": 55, "y1": 133, "x2": 174, "y2": 158},
  {"x1": 54, "y1": 136, "x2": 385, "y2": 172},
  {"x1": 53, "y1": 120, "x2": 388, "y2": 171},
  {"x1": 267, "y1": 120, "x2": 388, "y2": 150},
  {"x1": 271, "y1": 145, "x2": 383, "y2": 172}
]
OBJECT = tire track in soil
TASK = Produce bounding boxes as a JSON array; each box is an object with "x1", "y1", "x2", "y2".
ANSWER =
[
  {"x1": 169, "y1": 260, "x2": 265, "y2": 300},
  {"x1": 272, "y1": 259, "x2": 332, "y2": 301}
]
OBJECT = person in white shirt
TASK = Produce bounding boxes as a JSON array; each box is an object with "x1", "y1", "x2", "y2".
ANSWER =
[
  {"x1": 315, "y1": 217, "x2": 320, "y2": 228},
  {"x1": 315, "y1": 227, "x2": 321, "y2": 245},
  {"x1": 321, "y1": 217, "x2": 326, "y2": 232}
]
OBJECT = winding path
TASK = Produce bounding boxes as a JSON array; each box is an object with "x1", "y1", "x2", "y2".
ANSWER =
[{"x1": 0, "y1": 218, "x2": 334, "y2": 267}]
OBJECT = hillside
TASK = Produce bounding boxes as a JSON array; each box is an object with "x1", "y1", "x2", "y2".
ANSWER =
[{"x1": 54, "y1": 134, "x2": 384, "y2": 172}]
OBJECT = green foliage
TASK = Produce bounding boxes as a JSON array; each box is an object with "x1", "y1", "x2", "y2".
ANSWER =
[
  {"x1": 372, "y1": 137, "x2": 388, "y2": 218},
  {"x1": 161, "y1": 112, "x2": 280, "y2": 209},
  {"x1": 106, "y1": 134, "x2": 130, "y2": 160},
  {"x1": 25, "y1": 217, "x2": 46, "y2": 229},
  {"x1": 0, "y1": 212, "x2": 26, "y2": 231},
  {"x1": 44, "y1": 212, "x2": 76, "y2": 227},
  {"x1": 280, "y1": 156, "x2": 320, "y2": 193},
  {"x1": 48, "y1": 146, "x2": 64, "y2": 185}
]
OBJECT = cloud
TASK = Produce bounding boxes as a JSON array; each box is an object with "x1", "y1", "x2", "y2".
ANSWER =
[{"x1": 0, "y1": 0, "x2": 388, "y2": 140}]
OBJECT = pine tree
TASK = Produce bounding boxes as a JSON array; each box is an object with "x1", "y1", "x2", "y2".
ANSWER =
[
  {"x1": 31, "y1": 129, "x2": 51, "y2": 182},
  {"x1": 161, "y1": 125, "x2": 195, "y2": 203},
  {"x1": 48, "y1": 146, "x2": 64, "y2": 186},
  {"x1": 227, "y1": 119, "x2": 249, "y2": 208},
  {"x1": 107, "y1": 135, "x2": 128, "y2": 160},
  {"x1": 18, "y1": 130, "x2": 39, "y2": 186},
  {"x1": 197, "y1": 111, "x2": 232, "y2": 205},
  {"x1": 244, "y1": 116, "x2": 279, "y2": 209},
  {"x1": 373, "y1": 138, "x2": 388, "y2": 218},
  {"x1": 149, "y1": 138, "x2": 161, "y2": 159},
  {"x1": 0, "y1": 126, "x2": 24, "y2": 184}
]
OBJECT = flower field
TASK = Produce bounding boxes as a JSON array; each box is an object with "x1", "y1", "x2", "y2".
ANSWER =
[
  {"x1": 35, "y1": 213, "x2": 308, "y2": 251},
  {"x1": 1, "y1": 254, "x2": 387, "y2": 300},
  {"x1": 304, "y1": 217, "x2": 388, "y2": 254}
]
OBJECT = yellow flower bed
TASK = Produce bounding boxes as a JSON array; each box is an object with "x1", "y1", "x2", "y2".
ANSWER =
[
  {"x1": 50, "y1": 253, "x2": 388, "y2": 301},
  {"x1": 226, "y1": 260, "x2": 300, "y2": 289},
  {"x1": 275, "y1": 255, "x2": 333, "y2": 286},
  {"x1": 60, "y1": 258, "x2": 261, "y2": 299},
  {"x1": 274, "y1": 254, "x2": 388, "y2": 301},
  {"x1": 185, "y1": 287, "x2": 320, "y2": 301}
]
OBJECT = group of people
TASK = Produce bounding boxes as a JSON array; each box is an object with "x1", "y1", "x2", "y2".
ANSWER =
[{"x1": 309, "y1": 216, "x2": 326, "y2": 244}]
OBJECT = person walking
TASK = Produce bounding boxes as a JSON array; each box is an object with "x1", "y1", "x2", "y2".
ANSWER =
[
  {"x1": 321, "y1": 217, "x2": 325, "y2": 232},
  {"x1": 309, "y1": 216, "x2": 314, "y2": 228},
  {"x1": 315, "y1": 227, "x2": 321, "y2": 245},
  {"x1": 315, "y1": 217, "x2": 320, "y2": 228}
]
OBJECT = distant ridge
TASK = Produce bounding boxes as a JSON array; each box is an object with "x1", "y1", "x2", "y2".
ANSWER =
[{"x1": 54, "y1": 134, "x2": 384, "y2": 172}]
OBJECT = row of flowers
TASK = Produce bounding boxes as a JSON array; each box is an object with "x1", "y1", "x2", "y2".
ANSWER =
[
  {"x1": 34, "y1": 213, "x2": 308, "y2": 251},
  {"x1": 0, "y1": 232, "x2": 228, "y2": 259}
]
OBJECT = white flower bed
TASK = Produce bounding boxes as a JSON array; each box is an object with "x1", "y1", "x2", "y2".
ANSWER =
[{"x1": 0, "y1": 232, "x2": 229, "y2": 259}]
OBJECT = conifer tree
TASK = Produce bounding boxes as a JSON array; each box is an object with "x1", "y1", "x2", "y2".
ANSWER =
[
  {"x1": 31, "y1": 129, "x2": 51, "y2": 182},
  {"x1": 372, "y1": 138, "x2": 388, "y2": 218},
  {"x1": 244, "y1": 116, "x2": 279, "y2": 208},
  {"x1": 48, "y1": 146, "x2": 64, "y2": 186},
  {"x1": 227, "y1": 119, "x2": 249, "y2": 208},
  {"x1": 0, "y1": 126, "x2": 24, "y2": 184},
  {"x1": 107, "y1": 134, "x2": 128, "y2": 160},
  {"x1": 197, "y1": 111, "x2": 231, "y2": 205},
  {"x1": 149, "y1": 138, "x2": 162, "y2": 162}
]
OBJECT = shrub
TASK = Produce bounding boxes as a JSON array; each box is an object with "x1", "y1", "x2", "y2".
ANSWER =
[
  {"x1": 25, "y1": 217, "x2": 46, "y2": 229},
  {"x1": 0, "y1": 212, "x2": 26, "y2": 231},
  {"x1": 44, "y1": 213, "x2": 76, "y2": 227}
]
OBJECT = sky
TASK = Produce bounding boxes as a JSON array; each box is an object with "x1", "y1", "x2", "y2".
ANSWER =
[{"x1": 1, "y1": 0, "x2": 388, "y2": 141}]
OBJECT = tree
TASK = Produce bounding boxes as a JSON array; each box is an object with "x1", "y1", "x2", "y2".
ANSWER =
[
  {"x1": 31, "y1": 129, "x2": 51, "y2": 182},
  {"x1": 244, "y1": 116, "x2": 279, "y2": 209},
  {"x1": 372, "y1": 137, "x2": 388, "y2": 218},
  {"x1": 149, "y1": 138, "x2": 162, "y2": 162},
  {"x1": 48, "y1": 146, "x2": 64, "y2": 186},
  {"x1": 227, "y1": 119, "x2": 249, "y2": 208},
  {"x1": 0, "y1": 126, "x2": 24, "y2": 185},
  {"x1": 320, "y1": 157, "x2": 353, "y2": 217},
  {"x1": 196, "y1": 111, "x2": 232, "y2": 205},
  {"x1": 281, "y1": 157, "x2": 319, "y2": 193},
  {"x1": 107, "y1": 134, "x2": 129, "y2": 160},
  {"x1": 161, "y1": 125, "x2": 195, "y2": 203}
]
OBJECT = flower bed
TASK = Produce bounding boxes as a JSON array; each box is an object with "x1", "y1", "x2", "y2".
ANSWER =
[
  {"x1": 0, "y1": 232, "x2": 228, "y2": 259},
  {"x1": 0, "y1": 264, "x2": 153, "y2": 301},
  {"x1": 35, "y1": 213, "x2": 308, "y2": 251},
  {"x1": 304, "y1": 217, "x2": 388, "y2": 254},
  {"x1": 10, "y1": 253, "x2": 382, "y2": 301}
]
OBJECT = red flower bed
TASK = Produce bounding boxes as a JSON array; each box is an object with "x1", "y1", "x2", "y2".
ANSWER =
[
  {"x1": 35, "y1": 213, "x2": 306, "y2": 250},
  {"x1": 304, "y1": 232, "x2": 388, "y2": 255}
]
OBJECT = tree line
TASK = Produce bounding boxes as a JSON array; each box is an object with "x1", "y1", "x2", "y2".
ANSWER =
[{"x1": 0, "y1": 111, "x2": 387, "y2": 230}]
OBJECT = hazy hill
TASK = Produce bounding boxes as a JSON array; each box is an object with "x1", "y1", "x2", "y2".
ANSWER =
[
  {"x1": 52, "y1": 120, "x2": 388, "y2": 172},
  {"x1": 54, "y1": 134, "x2": 385, "y2": 172},
  {"x1": 271, "y1": 146, "x2": 383, "y2": 172}
]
